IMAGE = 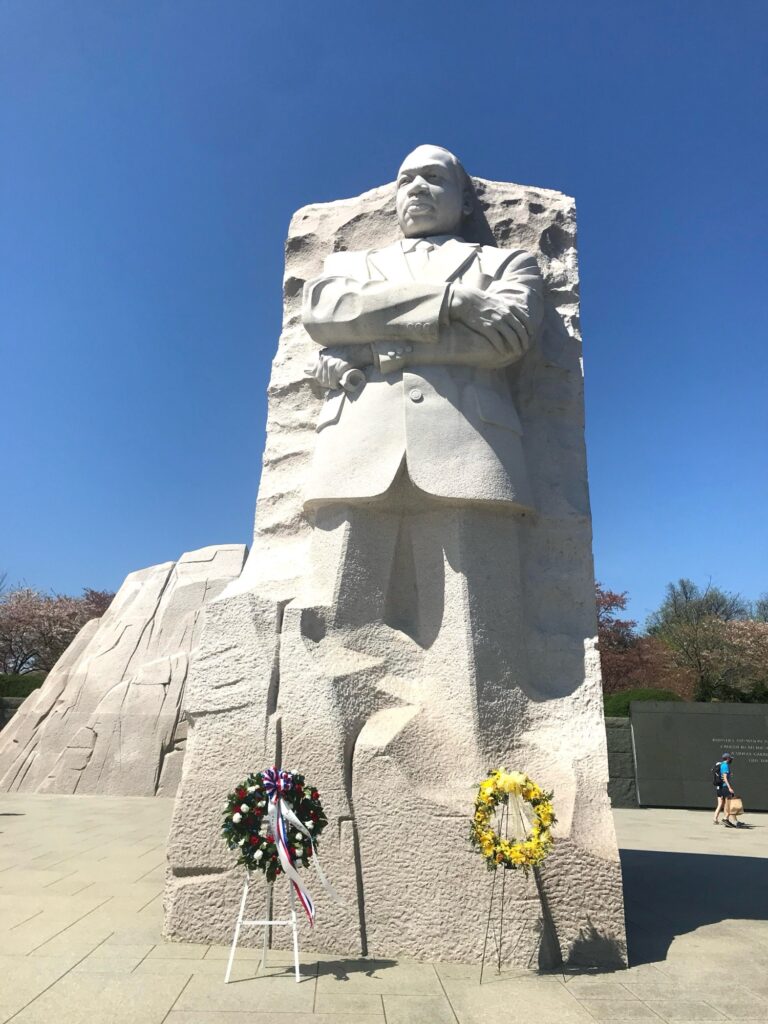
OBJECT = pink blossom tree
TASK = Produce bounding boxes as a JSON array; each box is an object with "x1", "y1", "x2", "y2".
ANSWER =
[{"x1": 0, "y1": 585, "x2": 114, "y2": 675}]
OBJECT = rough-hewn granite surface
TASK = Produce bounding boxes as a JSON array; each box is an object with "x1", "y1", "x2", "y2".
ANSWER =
[
  {"x1": 0, "y1": 545, "x2": 246, "y2": 796},
  {"x1": 164, "y1": 173, "x2": 627, "y2": 967}
]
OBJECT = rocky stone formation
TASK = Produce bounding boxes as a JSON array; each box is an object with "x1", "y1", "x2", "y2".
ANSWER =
[
  {"x1": 0, "y1": 545, "x2": 247, "y2": 796},
  {"x1": 164, "y1": 172, "x2": 627, "y2": 967}
]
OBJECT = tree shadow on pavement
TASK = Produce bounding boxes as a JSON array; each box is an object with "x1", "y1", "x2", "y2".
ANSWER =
[{"x1": 621, "y1": 848, "x2": 768, "y2": 965}]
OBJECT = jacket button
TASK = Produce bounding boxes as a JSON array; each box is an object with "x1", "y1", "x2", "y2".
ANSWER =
[{"x1": 409, "y1": 388, "x2": 423, "y2": 403}]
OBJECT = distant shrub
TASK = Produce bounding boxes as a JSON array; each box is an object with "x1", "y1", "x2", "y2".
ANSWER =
[
  {"x1": 603, "y1": 688, "x2": 684, "y2": 718},
  {"x1": 709, "y1": 683, "x2": 768, "y2": 704},
  {"x1": 0, "y1": 672, "x2": 47, "y2": 699}
]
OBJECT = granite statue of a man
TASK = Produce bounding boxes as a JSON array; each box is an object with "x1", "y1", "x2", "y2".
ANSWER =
[
  {"x1": 294, "y1": 146, "x2": 544, "y2": 760},
  {"x1": 164, "y1": 146, "x2": 627, "y2": 967},
  {"x1": 268, "y1": 144, "x2": 620, "y2": 962},
  {"x1": 303, "y1": 144, "x2": 543, "y2": 515}
]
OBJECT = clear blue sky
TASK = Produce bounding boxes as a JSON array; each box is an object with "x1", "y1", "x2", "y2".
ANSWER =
[{"x1": 2, "y1": 1, "x2": 766, "y2": 626}]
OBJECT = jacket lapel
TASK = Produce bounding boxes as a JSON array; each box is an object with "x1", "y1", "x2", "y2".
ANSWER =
[
  {"x1": 367, "y1": 238, "x2": 481, "y2": 284},
  {"x1": 367, "y1": 243, "x2": 413, "y2": 283}
]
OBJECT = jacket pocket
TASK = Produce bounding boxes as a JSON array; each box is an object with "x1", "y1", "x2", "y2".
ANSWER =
[
  {"x1": 473, "y1": 385, "x2": 523, "y2": 435},
  {"x1": 316, "y1": 390, "x2": 346, "y2": 432}
]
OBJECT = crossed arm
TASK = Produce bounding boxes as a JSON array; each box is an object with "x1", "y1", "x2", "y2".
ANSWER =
[{"x1": 302, "y1": 250, "x2": 544, "y2": 386}]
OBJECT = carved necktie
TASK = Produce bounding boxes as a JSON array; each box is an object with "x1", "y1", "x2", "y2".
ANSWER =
[{"x1": 406, "y1": 238, "x2": 434, "y2": 280}]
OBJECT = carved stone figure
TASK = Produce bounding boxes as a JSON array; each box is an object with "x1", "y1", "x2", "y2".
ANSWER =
[
  {"x1": 164, "y1": 148, "x2": 627, "y2": 968},
  {"x1": 295, "y1": 146, "x2": 542, "y2": 736},
  {"x1": 302, "y1": 145, "x2": 542, "y2": 511}
]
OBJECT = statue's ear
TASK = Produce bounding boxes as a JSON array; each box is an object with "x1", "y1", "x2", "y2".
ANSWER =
[{"x1": 462, "y1": 186, "x2": 474, "y2": 217}]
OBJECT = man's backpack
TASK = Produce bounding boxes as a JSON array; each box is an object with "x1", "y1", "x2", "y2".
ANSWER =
[{"x1": 712, "y1": 762, "x2": 722, "y2": 787}]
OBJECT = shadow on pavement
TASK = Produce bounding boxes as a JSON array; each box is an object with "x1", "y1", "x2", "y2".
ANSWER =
[
  {"x1": 317, "y1": 958, "x2": 398, "y2": 980},
  {"x1": 621, "y1": 848, "x2": 768, "y2": 965}
]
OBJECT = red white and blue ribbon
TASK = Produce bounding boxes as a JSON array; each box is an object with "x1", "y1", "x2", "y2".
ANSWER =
[{"x1": 262, "y1": 766, "x2": 341, "y2": 926}]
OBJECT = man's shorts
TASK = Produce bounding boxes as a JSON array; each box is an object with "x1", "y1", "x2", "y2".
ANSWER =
[{"x1": 716, "y1": 783, "x2": 732, "y2": 799}]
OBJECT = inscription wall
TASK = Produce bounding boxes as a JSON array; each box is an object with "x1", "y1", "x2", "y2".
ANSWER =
[{"x1": 631, "y1": 701, "x2": 768, "y2": 810}]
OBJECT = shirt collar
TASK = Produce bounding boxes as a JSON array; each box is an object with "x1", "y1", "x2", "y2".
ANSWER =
[{"x1": 400, "y1": 233, "x2": 471, "y2": 252}]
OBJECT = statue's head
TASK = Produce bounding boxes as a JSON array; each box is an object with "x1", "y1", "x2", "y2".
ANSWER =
[{"x1": 395, "y1": 145, "x2": 473, "y2": 239}]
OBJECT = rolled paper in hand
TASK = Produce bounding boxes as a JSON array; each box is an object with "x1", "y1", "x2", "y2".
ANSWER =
[{"x1": 339, "y1": 368, "x2": 365, "y2": 392}]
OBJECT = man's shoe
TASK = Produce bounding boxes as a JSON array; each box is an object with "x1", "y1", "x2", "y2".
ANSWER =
[
  {"x1": 725, "y1": 820, "x2": 737, "y2": 828},
  {"x1": 735, "y1": 821, "x2": 747, "y2": 828}
]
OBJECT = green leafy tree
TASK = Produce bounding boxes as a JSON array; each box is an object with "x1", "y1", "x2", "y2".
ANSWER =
[
  {"x1": 753, "y1": 594, "x2": 768, "y2": 623},
  {"x1": 647, "y1": 579, "x2": 754, "y2": 701},
  {"x1": 596, "y1": 583, "x2": 694, "y2": 698}
]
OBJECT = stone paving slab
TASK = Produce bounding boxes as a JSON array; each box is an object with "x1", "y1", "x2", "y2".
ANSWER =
[
  {"x1": 9, "y1": 973, "x2": 189, "y2": 1024},
  {"x1": 0, "y1": 795, "x2": 767, "y2": 1022},
  {"x1": 165, "y1": 1016, "x2": 385, "y2": 1024}
]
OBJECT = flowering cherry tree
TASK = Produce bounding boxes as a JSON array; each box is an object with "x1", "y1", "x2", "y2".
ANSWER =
[{"x1": 0, "y1": 586, "x2": 114, "y2": 675}]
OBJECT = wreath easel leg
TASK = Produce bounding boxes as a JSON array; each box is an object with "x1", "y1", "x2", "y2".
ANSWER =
[
  {"x1": 496, "y1": 801, "x2": 510, "y2": 972},
  {"x1": 225, "y1": 876, "x2": 250, "y2": 984},
  {"x1": 479, "y1": 865, "x2": 497, "y2": 985},
  {"x1": 261, "y1": 883, "x2": 272, "y2": 970},
  {"x1": 288, "y1": 883, "x2": 302, "y2": 983},
  {"x1": 480, "y1": 800, "x2": 510, "y2": 983}
]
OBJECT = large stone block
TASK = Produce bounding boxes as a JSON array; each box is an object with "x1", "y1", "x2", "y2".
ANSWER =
[
  {"x1": 163, "y1": 591, "x2": 282, "y2": 929},
  {"x1": 0, "y1": 545, "x2": 246, "y2": 796},
  {"x1": 608, "y1": 777, "x2": 637, "y2": 808},
  {"x1": 608, "y1": 751, "x2": 636, "y2": 781},
  {"x1": 164, "y1": 156, "x2": 627, "y2": 967},
  {"x1": 605, "y1": 717, "x2": 634, "y2": 753}
]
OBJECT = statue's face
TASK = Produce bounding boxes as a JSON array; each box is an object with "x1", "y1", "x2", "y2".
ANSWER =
[{"x1": 396, "y1": 146, "x2": 470, "y2": 238}]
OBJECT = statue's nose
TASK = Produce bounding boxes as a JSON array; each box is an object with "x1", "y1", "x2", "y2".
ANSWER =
[{"x1": 408, "y1": 176, "x2": 429, "y2": 194}]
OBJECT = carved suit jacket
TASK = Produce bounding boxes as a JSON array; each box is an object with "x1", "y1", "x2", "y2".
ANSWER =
[{"x1": 301, "y1": 236, "x2": 544, "y2": 511}]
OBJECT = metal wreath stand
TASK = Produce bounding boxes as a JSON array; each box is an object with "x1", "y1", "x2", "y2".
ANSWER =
[
  {"x1": 479, "y1": 794, "x2": 563, "y2": 982},
  {"x1": 225, "y1": 876, "x2": 303, "y2": 984}
]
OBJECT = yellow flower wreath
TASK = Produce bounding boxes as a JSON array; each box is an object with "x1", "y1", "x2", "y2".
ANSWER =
[{"x1": 470, "y1": 769, "x2": 556, "y2": 873}]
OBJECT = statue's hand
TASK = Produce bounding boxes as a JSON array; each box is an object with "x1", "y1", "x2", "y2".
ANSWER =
[
  {"x1": 449, "y1": 285, "x2": 528, "y2": 359},
  {"x1": 304, "y1": 352, "x2": 351, "y2": 389},
  {"x1": 304, "y1": 348, "x2": 371, "y2": 391}
]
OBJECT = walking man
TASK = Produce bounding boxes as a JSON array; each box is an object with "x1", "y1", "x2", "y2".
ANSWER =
[{"x1": 714, "y1": 752, "x2": 737, "y2": 826}]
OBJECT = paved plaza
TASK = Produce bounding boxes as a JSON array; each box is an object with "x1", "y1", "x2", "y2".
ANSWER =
[{"x1": 0, "y1": 795, "x2": 766, "y2": 1023}]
